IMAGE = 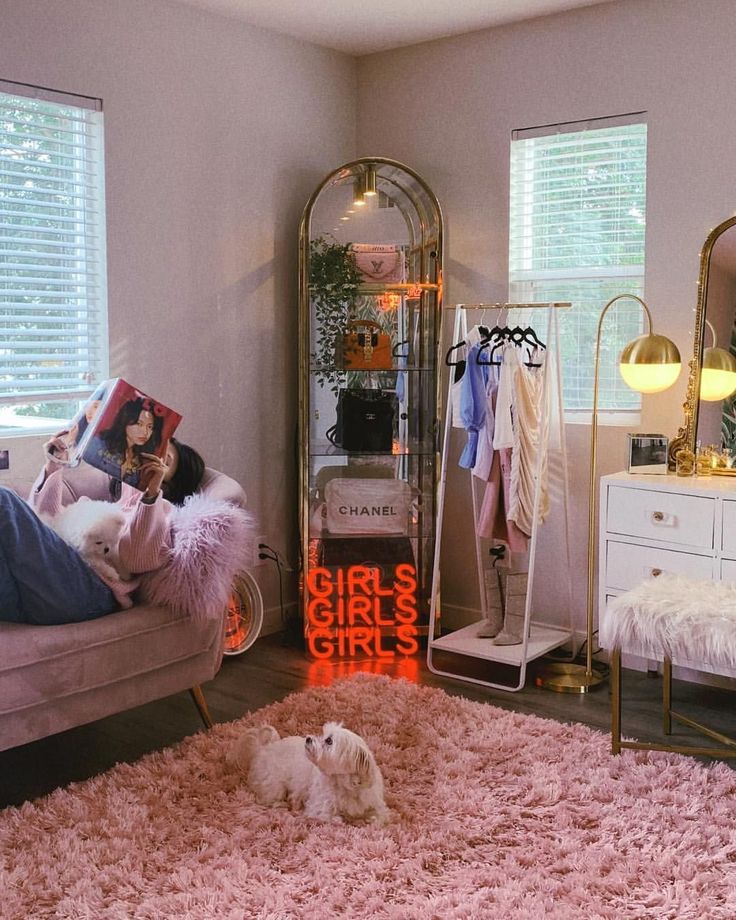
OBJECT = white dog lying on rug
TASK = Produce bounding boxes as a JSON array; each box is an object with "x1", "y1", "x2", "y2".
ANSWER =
[{"x1": 230, "y1": 721, "x2": 388, "y2": 825}]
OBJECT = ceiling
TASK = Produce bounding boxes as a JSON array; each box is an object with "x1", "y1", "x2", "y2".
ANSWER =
[{"x1": 173, "y1": 0, "x2": 616, "y2": 56}]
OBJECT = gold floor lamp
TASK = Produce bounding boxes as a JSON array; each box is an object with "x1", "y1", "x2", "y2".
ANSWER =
[{"x1": 538, "y1": 293, "x2": 682, "y2": 693}]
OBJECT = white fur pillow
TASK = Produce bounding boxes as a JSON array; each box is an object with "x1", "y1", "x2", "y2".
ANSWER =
[{"x1": 138, "y1": 494, "x2": 257, "y2": 623}]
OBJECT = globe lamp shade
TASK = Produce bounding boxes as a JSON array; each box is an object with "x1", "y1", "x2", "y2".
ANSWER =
[
  {"x1": 619, "y1": 333, "x2": 682, "y2": 394},
  {"x1": 700, "y1": 347, "x2": 736, "y2": 401}
]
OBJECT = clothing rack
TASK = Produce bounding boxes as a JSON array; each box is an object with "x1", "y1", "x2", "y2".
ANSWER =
[{"x1": 427, "y1": 302, "x2": 574, "y2": 691}]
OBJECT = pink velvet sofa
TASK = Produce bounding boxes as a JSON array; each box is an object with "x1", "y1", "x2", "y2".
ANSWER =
[{"x1": 0, "y1": 465, "x2": 247, "y2": 752}]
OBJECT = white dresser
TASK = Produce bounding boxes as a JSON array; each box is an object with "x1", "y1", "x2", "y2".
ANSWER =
[{"x1": 599, "y1": 471, "x2": 736, "y2": 677}]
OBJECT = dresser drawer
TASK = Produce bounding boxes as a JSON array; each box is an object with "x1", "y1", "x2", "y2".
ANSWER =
[
  {"x1": 605, "y1": 540, "x2": 713, "y2": 591},
  {"x1": 722, "y1": 501, "x2": 736, "y2": 556},
  {"x1": 605, "y1": 485, "x2": 714, "y2": 549}
]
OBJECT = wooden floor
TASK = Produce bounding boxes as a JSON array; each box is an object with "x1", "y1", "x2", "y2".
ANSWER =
[{"x1": 1, "y1": 633, "x2": 734, "y2": 809}]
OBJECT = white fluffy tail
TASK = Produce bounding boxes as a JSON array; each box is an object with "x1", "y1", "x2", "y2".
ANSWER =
[{"x1": 228, "y1": 724, "x2": 279, "y2": 773}]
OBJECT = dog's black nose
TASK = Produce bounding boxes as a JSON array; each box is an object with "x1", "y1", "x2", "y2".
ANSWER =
[
  {"x1": 305, "y1": 736, "x2": 314, "y2": 747},
  {"x1": 104, "y1": 547, "x2": 110, "y2": 554}
]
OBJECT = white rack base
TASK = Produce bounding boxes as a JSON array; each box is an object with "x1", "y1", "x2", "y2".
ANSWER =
[{"x1": 430, "y1": 621, "x2": 572, "y2": 667}]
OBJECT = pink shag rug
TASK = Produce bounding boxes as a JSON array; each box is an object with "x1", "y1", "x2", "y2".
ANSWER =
[{"x1": 2, "y1": 673, "x2": 736, "y2": 920}]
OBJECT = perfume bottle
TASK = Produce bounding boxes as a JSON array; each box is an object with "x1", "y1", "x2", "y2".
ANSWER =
[
  {"x1": 709, "y1": 444, "x2": 727, "y2": 471},
  {"x1": 695, "y1": 441, "x2": 712, "y2": 477},
  {"x1": 675, "y1": 447, "x2": 695, "y2": 477}
]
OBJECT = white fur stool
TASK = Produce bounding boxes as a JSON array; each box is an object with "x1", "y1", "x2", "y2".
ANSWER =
[{"x1": 602, "y1": 574, "x2": 736, "y2": 759}]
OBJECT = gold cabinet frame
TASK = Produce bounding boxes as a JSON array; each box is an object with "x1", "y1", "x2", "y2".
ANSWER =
[{"x1": 298, "y1": 157, "x2": 444, "y2": 658}]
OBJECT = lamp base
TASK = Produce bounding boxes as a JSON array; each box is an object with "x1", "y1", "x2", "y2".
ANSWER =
[{"x1": 534, "y1": 662, "x2": 606, "y2": 694}]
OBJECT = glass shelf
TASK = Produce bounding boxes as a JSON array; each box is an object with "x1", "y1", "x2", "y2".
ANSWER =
[
  {"x1": 309, "y1": 441, "x2": 437, "y2": 458},
  {"x1": 308, "y1": 282, "x2": 441, "y2": 294},
  {"x1": 309, "y1": 365, "x2": 435, "y2": 373}
]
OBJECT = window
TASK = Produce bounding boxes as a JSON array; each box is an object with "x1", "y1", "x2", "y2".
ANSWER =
[
  {"x1": 0, "y1": 80, "x2": 108, "y2": 434},
  {"x1": 509, "y1": 114, "x2": 647, "y2": 418}
]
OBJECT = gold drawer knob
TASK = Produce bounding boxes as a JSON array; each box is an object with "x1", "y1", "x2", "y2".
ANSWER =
[
  {"x1": 651, "y1": 568, "x2": 663, "y2": 577},
  {"x1": 652, "y1": 511, "x2": 665, "y2": 522}
]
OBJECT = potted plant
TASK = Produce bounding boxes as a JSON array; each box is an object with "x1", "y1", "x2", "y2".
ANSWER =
[{"x1": 309, "y1": 236, "x2": 362, "y2": 394}]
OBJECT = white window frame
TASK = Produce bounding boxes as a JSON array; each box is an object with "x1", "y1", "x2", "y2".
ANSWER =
[
  {"x1": 0, "y1": 79, "x2": 108, "y2": 437},
  {"x1": 509, "y1": 113, "x2": 648, "y2": 424}
]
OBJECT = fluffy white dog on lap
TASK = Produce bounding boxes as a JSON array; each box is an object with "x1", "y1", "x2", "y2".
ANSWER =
[
  {"x1": 230, "y1": 721, "x2": 388, "y2": 825},
  {"x1": 42, "y1": 497, "x2": 129, "y2": 584}
]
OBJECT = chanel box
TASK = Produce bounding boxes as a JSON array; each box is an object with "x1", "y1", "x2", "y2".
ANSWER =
[{"x1": 627, "y1": 433, "x2": 669, "y2": 474}]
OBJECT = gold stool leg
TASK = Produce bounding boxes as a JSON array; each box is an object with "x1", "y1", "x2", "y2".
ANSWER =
[
  {"x1": 611, "y1": 648, "x2": 622, "y2": 755},
  {"x1": 663, "y1": 658, "x2": 672, "y2": 735},
  {"x1": 189, "y1": 685, "x2": 214, "y2": 729}
]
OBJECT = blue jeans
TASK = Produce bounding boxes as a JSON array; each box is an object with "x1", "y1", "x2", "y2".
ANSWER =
[{"x1": 0, "y1": 487, "x2": 117, "y2": 625}]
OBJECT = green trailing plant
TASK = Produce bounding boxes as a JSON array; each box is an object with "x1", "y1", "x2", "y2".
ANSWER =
[{"x1": 309, "y1": 236, "x2": 362, "y2": 394}]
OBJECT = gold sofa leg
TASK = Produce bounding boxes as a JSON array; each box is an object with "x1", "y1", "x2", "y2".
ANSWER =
[{"x1": 189, "y1": 685, "x2": 214, "y2": 729}]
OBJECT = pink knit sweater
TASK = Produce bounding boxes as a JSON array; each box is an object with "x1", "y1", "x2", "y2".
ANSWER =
[{"x1": 31, "y1": 469, "x2": 172, "y2": 609}]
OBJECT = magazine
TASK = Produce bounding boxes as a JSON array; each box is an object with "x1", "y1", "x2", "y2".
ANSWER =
[{"x1": 55, "y1": 378, "x2": 182, "y2": 491}]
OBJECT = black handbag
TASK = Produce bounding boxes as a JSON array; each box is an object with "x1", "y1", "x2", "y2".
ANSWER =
[{"x1": 326, "y1": 388, "x2": 396, "y2": 452}]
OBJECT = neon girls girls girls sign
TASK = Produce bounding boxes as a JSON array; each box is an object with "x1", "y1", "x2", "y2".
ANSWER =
[{"x1": 305, "y1": 563, "x2": 419, "y2": 659}]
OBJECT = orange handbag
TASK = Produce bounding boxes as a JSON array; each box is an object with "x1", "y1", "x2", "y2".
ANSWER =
[{"x1": 341, "y1": 319, "x2": 392, "y2": 370}]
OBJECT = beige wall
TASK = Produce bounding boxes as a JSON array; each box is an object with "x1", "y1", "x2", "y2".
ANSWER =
[
  {"x1": 0, "y1": 0, "x2": 357, "y2": 626},
  {"x1": 356, "y1": 0, "x2": 736, "y2": 633}
]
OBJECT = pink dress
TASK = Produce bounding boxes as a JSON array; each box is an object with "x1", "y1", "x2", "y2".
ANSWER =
[{"x1": 475, "y1": 386, "x2": 530, "y2": 552}]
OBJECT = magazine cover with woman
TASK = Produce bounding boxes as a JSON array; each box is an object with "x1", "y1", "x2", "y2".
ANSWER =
[{"x1": 63, "y1": 378, "x2": 182, "y2": 490}]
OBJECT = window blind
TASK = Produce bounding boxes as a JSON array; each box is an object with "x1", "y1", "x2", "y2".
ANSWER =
[
  {"x1": 509, "y1": 117, "x2": 647, "y2": 413},
  {"x1": 0, "y1": 81, "x2": 108, "y2": 407}
]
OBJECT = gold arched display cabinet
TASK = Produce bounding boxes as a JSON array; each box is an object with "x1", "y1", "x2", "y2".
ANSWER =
[{"x1": 298, "y1": 157, "x2": 444, "y2": 662}]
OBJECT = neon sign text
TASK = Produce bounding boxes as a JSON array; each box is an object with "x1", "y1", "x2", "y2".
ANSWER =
[{"x1": 306, "y1": 563, "x2": 419, "y2": 659}]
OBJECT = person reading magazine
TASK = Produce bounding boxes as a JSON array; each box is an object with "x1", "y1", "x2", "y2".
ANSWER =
[
  {"x1": 0, "y1": 438, "x2": 171, "y2": 625},
  {"x1": 0, "y1": 383, "x2": 215, "y2": 626}
]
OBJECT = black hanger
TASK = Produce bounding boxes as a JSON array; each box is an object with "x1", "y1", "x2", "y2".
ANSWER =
[
  {"x1": 520, "y1": 326, "x2": 546, "y2": 365},
  {"x1": 445, "y1": 320, "x2": 493, "y2": 364},
  {"x1": 445, "y1": 341, "x2": 466, "y2": 366},
  {"x1": 476, "y1": 326, "x2": 511, "y2": 365},
  {"x1": 509, "y1": 326, "x2": 530, "y2": 346},
  {"x1": 522, "y1": 326, "x2": 546, "y2": 350},
  {"x1": 480, "y1": 324, "x2": 505, "y2": 344},
  {"x1": 479, "y1": 340, "x2": 506, "y2": 366},
  {"x1": 476, "y1": 326, "x2": 544, "y2": 367}
]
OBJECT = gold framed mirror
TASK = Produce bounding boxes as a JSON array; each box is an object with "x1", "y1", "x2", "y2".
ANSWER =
[{"x1": 670, "y1": 215, "x2": 736, "y2": 467}]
